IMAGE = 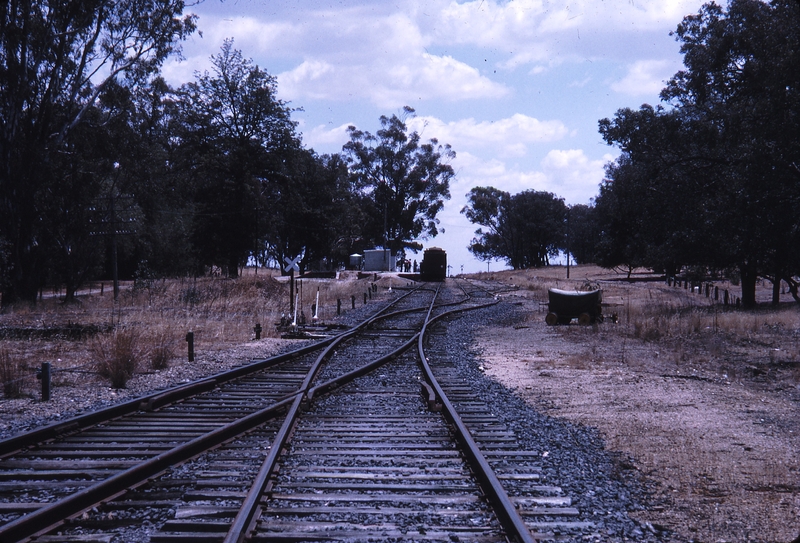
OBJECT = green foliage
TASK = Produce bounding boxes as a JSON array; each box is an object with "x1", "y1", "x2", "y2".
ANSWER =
[
  {"x1": 343, "y1": 107, "x2": 454, "y2": 253},
  {"x1": 177, "y1": 40, "x2": 300, "y2": 277},
  {"x1": 596, "y1": 0, "x2": 800, "y2": 306},
  {"x1": 462, "y1": 187, "x2": 567, "y2": 269},
  {"x1": 0, "y1": 0, "x2": 196, "y2": 305}
]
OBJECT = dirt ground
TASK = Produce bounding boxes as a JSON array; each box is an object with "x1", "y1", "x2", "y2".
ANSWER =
[{"x1": 471, "y1": 267, "x2": 800, "y2": 543}]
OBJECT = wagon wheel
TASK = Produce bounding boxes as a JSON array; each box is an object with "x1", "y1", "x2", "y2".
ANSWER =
[
  {"x1": 545, "y1": 312, "x2": 559, "y2": 326},
  {"x1": 578, "y1": 312, "x2": 591, "y2": 325}
]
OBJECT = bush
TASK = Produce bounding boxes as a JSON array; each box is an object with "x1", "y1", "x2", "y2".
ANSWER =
[
  {"x1": 92, "y1": 329, "x2": 140, "y2": 388},
  {"x1": 0, "y1": 348, "x2": 25, "y2": 398},
  {"x1": 148, "y1": 330, "x2": 175, "y2": 370}
]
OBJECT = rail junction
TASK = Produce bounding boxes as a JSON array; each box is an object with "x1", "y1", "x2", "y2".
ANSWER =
[{"x1": 0, "y1": 281, "x2": 591, "y2": 542}]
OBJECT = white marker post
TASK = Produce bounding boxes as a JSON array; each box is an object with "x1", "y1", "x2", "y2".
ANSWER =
[{"x1": 283, "y1": 255, "x2": 301, "y2": 314}]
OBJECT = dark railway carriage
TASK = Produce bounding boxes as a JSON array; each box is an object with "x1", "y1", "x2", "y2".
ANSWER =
[
  {"x1": 419, "y1": 247, "x2": 447, "y2": 281},
  {"x1": 545, "y1": 288, "x2": 603, "y2": 325}
]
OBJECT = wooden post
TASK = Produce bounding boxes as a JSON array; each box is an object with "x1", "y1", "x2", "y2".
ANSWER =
[
  {"x1": 186, "y1": 331, "x2": 195, "y2": 362},
  {"x1": 40, "y1": 362, "x2": 51, "y2": 402}
]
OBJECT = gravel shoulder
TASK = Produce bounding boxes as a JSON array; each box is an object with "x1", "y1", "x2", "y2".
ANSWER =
[{"x1": 473, "y1": 286, "x2": 800, "y2": 543}]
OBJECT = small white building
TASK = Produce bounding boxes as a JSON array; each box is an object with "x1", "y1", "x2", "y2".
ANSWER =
[{"x1": 363, "y1": 249, "x2": 396, "y2": 271}]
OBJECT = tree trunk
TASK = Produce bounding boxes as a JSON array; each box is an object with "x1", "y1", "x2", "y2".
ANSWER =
[
  {"x1": 228, "y1": 256, "x2": 239, "y2": 278},
  {"x1": 783, "y1": 275, "x2": 800, "y2": 304},
  {"x1": 64, "y1": 285, "x2": 77, "y2": 303},
  {"x1": 772, "y1": 271, "x2": 781, "y2": 306},
  {"x1": 739, "y1": 262, "x2": 757, "y2": 309}
]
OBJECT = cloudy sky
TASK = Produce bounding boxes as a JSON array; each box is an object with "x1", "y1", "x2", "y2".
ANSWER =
[{"x1": 163, "y1": 0, "x2": 708, "y2": 273}]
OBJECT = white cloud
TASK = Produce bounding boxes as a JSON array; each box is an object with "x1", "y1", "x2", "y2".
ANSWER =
[
  {"x1": 302, "y1": 122, "x2": 353, "y2": 152},
  {"x1": 278, "y1": 52, "x2": 507, "y2": 107},
  {"x1": 303, "y1": 112, "x2": 568, "y2": 158},
  {"x1": 175, "y1": 8, "x2": 510, "y2": 107},
  {"x1": 540, "y1": 149, "x2": 613, "y2": 204},
  {"x1": 611, "y1": 59, "x2": 678, "y2": 96},
  {"x1": 406, "y1": 114, "x2": 568, "y2": 157},
  {"x1": 432, "y1": 0, "x2": 706, "y2": 69}
]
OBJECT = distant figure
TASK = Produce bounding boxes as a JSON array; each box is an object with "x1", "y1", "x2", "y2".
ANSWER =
[
  {"x1": 413, "y1": 259, "x2": 418, "y2": 273},
  {"x1": 404, "y1": 260, "x2": 411, "y2": 272}
]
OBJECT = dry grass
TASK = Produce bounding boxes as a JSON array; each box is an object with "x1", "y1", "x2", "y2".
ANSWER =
[
  {"x1": 0, "y1": 348, "x2": 25, "y2": 399},
  {"x1": 146, "y1": 329, "x2": 176, "y2": 370},
  {"x1": 0, "y1": 268, "x2": 381, "y2": 392},
  {"x1": 91, "y1": 329, "x2": 141, "y2": 389},
  {"x1": 472, "y1": 264, "x2": 800, "y2": 543}
]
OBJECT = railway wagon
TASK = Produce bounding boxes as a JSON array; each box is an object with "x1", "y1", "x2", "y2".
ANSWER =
[
  {"x1": 545, "y1": 288, "x2": 603, "y2": 325},
  {"x1": 419, "y1": 247, "x2": 447, "y2": 281}
]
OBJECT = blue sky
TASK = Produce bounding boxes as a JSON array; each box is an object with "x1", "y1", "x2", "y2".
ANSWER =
[{"x1": 162, "y1": 0, "x2": 708, "y2": 273}]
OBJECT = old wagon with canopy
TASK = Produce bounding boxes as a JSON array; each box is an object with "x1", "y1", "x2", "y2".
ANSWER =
[{"x1": 545, "y1": 288, "x2": 603, "y2": 325}]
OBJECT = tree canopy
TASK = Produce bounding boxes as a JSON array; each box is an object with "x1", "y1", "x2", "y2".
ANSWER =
[
  {"x1": 462, "y1": 187, "x2": 567, "y2": 269},
  {"x1": 342, "y1": 107, "x2": 454, "y2": 254},
  {"x1": 0, "y1": 0, "x2": 195, "y2": 303},
  {"x1": 0, "y1": 5, "x2": 457, "y2": 305},
  {"x1": 596, "y1": 0, "x2": 800, "y2": 306}
]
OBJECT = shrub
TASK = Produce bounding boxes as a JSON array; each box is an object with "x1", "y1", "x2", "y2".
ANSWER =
[
  {"x1": 0, "y1": 348, "x2": 25, "y2": 398},
  {"x1": 148, "y1": 330, "x2": 175, "y2": 370},
  {"x1": 92, "y1": 329, "x2": 140, "y2": 388}
]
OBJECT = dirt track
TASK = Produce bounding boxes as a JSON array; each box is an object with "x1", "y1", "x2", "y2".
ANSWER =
[{"x1": 473, "y1": 271, "x2": 800, "y2": 543}]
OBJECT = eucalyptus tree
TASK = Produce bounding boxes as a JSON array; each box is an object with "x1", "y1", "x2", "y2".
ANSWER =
[
  {"x1": 0, "y1": 0, "x2": 195, "y2": 304},
  {"x1": 462, "y1": 187, "x2": 567, "y2": 269},
  {"x1": 342, "y1": 107, "x2": 454, "y2": 254},
  {"x1": 596, "y1": 105, "x2": 717, "y2": 278},
  {"x1": 597, "y1": 0, "x2": 800, "y2": 305},
  {"x1": 565, "y1": 204, "x2": 599, "y2": 266},
  {"x1": 660, "y1": 0, "x2": 800, "y2": 306},
  {"x1": 177, "y1": 40, "x2": 299, "y2": 277}
]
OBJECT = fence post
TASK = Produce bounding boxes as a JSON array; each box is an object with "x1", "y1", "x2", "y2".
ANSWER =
[
  {"x1": 364, "y1": 292, "x2": 368, "y2": 305},
  {"x1": 337, "y1": 298, "x2": 341, "y2": 315},
  {"x1": 186, "y1": 331, "x2": 194, "y2": 362},
  {"x1": 254, "y1": 323, "x2": 262, "y2": 340},
  {"x1": 351, "y1": 295, "x2": 356, "y2": 309},
  {"x1": 40, "y1": 362, "x2": 51, "y2": 402}
]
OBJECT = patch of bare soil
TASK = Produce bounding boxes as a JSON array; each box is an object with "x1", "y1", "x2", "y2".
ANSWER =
[{"x1": 472, "y1": 268, "x2": 800, "y2": 543}]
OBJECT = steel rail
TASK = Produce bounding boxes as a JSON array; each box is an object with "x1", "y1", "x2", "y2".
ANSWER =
[
  {"x1": 0, "y1": 288, "x2": 428, "y2": 458},
  {"x1": 416, "y1": 299, "x2": 537, "y2": 543},
  {"x1": 0, "y1": 288, "x2": 426, "y2": 541},
  {"x1": 0, "y1": 338, "x2": 334, "y2": 458},
  {"x1": 0, "y1": 394, "x2": 297, "y2": 543},
  {"x1": 222, "y1": 287, "x2": 442, "y2": 543}
]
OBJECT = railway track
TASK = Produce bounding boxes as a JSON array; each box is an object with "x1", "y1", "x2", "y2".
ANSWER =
[{"x1": 0, "y1": 281, "x2": 591, "y2": 542}]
